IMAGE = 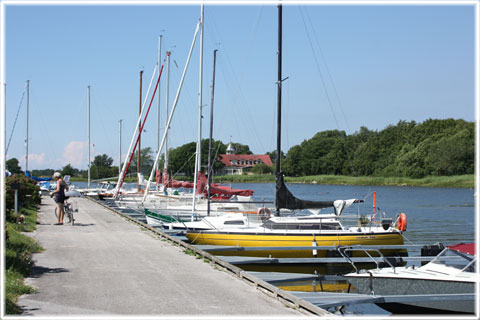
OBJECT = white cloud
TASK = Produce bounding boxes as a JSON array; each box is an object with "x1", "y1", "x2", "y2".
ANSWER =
[
  {"x1": 62, "y1": 141, "x2": 88, "y2": 168},
  {"x1": 28, "y1": 153, "x2": 47, "y2": 166},
  {"x1": 16, "y1": 153, "x2": 49, "y2": 170}
]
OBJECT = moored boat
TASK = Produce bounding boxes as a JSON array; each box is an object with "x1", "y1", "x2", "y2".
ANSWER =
[
  {"x1": 185, "y1": 201, "x2": 405, "y2": 258},
  {"x1": 185, "y1": 4, "x2": 407, "y2": 260},
  {"x1": 344, "y1": 243, "x2": 477, "y2": 314}
]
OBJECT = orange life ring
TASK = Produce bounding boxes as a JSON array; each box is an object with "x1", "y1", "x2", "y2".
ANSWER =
[
  {"x1": 397, "y1": 213, "x2": 407, "y2": 232},
  {"x1": 257, "y1": 207, "x2": 271, "y2": 219}
]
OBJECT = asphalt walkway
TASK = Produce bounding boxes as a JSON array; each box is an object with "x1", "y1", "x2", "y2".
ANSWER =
[{"x1": 18, "y1": 196, "x2": 305, "y2": 317}]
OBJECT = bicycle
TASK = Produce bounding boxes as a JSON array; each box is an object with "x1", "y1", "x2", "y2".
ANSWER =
[{"x1": 54, "y1": 197, "x2": 76, "y2": 225}]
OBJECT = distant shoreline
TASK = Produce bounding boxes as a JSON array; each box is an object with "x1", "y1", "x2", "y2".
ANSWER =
[
  {"x1": 213, "y1": 174, "x2": 474, "y2": 189},
  {"x1": 70, "y1": 174, "x2": 474, "y2": 188}
]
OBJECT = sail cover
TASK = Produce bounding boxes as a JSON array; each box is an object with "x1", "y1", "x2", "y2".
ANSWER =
[
  {"x1": 26, "y1": 171, "x2": 52, "y2": 182},
  {"x1": 275, "y1": 173, "x2": 362, "y2": 212},
  {"x1": 196, "y1": 172, "x2": 254, "y2": 197}
]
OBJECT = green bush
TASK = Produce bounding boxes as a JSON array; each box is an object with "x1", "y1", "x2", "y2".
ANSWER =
[
  {"x1": 5, "y1": 175, "x2": 41, "y2": 217},
  {"x1": 4, "y1": 176, "x2": 43, "y2": 314}
]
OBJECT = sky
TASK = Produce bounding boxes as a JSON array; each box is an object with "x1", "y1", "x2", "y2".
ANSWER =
[{"x1": 2, "y1": 0, "x2": 476, "y2": 171}]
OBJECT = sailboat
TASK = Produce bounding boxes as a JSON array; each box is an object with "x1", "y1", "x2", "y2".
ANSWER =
[
  {"x1": 185, "y1": 5, "x2": 406, "y2": 259},
  {"x1": 139, "y1": 7, "x2": 258, "y2": 226}
]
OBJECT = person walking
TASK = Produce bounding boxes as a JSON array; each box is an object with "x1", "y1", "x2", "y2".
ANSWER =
[{"x1": 51, "y1": 172, "x2": 69, "y2": 225}]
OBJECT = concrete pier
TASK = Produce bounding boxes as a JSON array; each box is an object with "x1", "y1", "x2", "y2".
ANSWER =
[{"x1": 17, "y1": 196, "x2": 308, "y2": 317}]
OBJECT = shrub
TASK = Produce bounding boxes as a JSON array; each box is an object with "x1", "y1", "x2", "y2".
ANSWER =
[{"x1": 5, "y1": 175, "x2": 41, "y2": 218}]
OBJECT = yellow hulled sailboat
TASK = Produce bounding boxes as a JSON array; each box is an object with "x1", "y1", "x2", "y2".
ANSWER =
[
  {"x1": 186, "y1": 5, "x2": 406, "y2": 259},
  {"x1": 185, "y1": 208, "x2": 405, "y2": 258}
]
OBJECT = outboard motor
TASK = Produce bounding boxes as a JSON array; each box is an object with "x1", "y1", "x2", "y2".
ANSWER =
[
  {"x1": 421, "y1": 242, "x2": 445, "y2": 257},
  {"x1": 381, "y1": 218, "x2": 393, "y2": 230}
]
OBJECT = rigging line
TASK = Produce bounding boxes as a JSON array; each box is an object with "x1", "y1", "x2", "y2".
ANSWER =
[
  {"x1": 299, "y1": 6, "x2": 357, "y2": 177},
  {"x1": 208, "y1": 12, "x2": 266, "y2": 153},
  {"x1": 6, "y1": 86, "x2": 26, "y2": 154},
  {"x1": 304, "y1": 7, "x2": 352, "y2": 135},
  {"x1": 171, "y1": 151, "x2": 196, "y2": 179},
  {"x1": 217, "y1": 54, "x2": 264, "y2": 153},
  {"x1": 298, "y1": 7, "x2": 340, "y2": 130},
  {"x1": 34, "y1": 90, "x2": 62, "y2": 166},
  {"x1": 95, "y1": 92, "x2": 118, "y2": 151},
  {"x1": 207, "y1": 140, "x2": 223, "y2": 179}
]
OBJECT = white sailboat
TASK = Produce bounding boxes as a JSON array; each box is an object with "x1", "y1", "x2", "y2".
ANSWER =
[{"x1": 139, "y1": 6, "x2": 257, "y2": 227}]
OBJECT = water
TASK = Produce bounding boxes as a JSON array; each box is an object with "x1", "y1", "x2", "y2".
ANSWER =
[
  {"x1": 75, "y1": 180, "x2": 476, "y2": 316},
  {"x1": 233, "y1": 182, "x2": 476, "y2": 247},
  {"x1": 232, "y1": 182, "x2": 476, "y2": 316},
  {"x1": 72, "y1": 180, "x2": 476, "y2": 246}
]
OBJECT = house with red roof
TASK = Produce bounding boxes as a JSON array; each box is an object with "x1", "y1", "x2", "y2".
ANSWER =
[{"x1": 217, "y1": 143, "x2": 273, "y2": 175}]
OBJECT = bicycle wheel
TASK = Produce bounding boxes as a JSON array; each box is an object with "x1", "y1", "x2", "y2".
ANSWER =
[
  {"x1": 54, "y1": 207, "x2": 58, "y2": 218},
  {"x1": 67, "y1": 209, "x2": 74, "y2": 226}
]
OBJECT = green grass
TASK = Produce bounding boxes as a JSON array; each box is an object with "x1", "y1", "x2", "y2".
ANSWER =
[
  {"x1": 212, "y1": 174, "x2": 474, "y2": 188},
  {"x1": 5, "y1": 206, "x2": 43, "y2": 315}
]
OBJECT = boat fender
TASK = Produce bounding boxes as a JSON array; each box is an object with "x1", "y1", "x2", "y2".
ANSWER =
[
  {"x1": 257, "y1": 207, "x2": 271, "y2": 220},
  {"x1": 396, "y1": 213, "x2": 407, "y2": 232},
  {"x1": 312, "y1": 236, "x2": 318, "y2": 257}
]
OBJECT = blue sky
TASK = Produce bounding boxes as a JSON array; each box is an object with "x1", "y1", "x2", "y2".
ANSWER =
[{"x1": 2, "y1": 1, "x2": 476, "y2": 171}]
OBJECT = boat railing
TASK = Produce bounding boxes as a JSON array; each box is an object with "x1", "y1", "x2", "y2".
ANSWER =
[{"x1": 337, "y1": 246, "x2": 396, "y2": 274}]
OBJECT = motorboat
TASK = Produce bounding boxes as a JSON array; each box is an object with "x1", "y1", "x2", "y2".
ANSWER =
[{"x1": 344, "y1": 243, "x2": 477, "y2": 314}]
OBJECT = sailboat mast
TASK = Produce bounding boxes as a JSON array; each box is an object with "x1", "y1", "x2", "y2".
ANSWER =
[
  {"x1": 138, "y1": 70, "x2": 143, "y2": 192},
  {"x1": 164, "y1": 51, "x2": 171, "y2": 176},
  {"x1": 192, "y1": 4, "x2": 204, "y2": 215},
  {"x1": 157, "y1": 35, "x2": 162, "y2": 170},
  {"x1": 25, "y1": 80, "x2": 29, "y2": 173},
  {"x1": 207, "y1": 49, "x2": 218, "y2": 216},
  {"x1": 118, "y1": 119, "x2": 122, "y2": 175},
  {"x1": 142, "y1": 21, "x2": 201, "y2": 202},
  {"x1": 87, "y1": 85, "x2": 91, "y2": 189},
  {"x1": 275, "y1": 4, "x2": 283, "y2": 216}
]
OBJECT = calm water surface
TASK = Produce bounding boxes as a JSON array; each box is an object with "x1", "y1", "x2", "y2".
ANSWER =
[
  {"x1": 75, "y1": 181, "x2": 476, "y2": 316},
  {"x1": 236, "y1": 182, "x2": 476, "y2": 247},
  {"x1": 75, "y1": 181, "x2": 476, "y2": 246}
]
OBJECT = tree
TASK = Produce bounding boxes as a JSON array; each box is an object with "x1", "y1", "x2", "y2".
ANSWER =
[
  {"x1": 168, "y1": 142, "x2": 197, "y2": 177},
  {"x1": 93, "y1": 154, "x2": 114, "y2": 168},
  {"x1": 85, "y1": 154, "x2": 116, "y2": 179},
  {"x1": 61, "y1": 164, "x2": 78, "y2": 177},
  {"x1": 231, "y1": 142, "x2": 252, "y2": 155},
  {"x1": 267, "y1": 150, "x2": 285, "y2": 166},
  {"x1": 427, "y1": 128, "x2": 474, "y2": 176},
  {"x1": 127, "y1": 147, "x2": 155, "y2": 176},
  {"x1": 251, "y1": 163, "x2": 274, "y2": 175},
  {"x1": 31, "y1": 169, "x2": 55, "y2": 178},
  {"x1": 282, "y1": 145, "x2": 302, "y2": 176},
  {"x1": 6, "y1": 158, "x2": 22, "y2": 174}
]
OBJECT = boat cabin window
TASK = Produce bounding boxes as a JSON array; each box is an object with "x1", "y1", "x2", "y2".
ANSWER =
[
  {"x1": 262, "y1": 221, "x2": 342, "y2": 230},
  {"x1": 223, "y1": 220, "x2": 245, "y2": 225},
  {"x1": 431, "y1": 249, "x2": 476, "y2": 272}
]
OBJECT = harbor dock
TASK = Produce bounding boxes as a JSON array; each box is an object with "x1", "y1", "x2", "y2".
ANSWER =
[{"x1": 17, "y1": 196, "x2": 325, "y2": 316}]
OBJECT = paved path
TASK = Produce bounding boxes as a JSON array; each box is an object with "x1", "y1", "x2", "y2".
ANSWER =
[{"x1": 18, "y1": 197, "x2": 304, "y2": 317}]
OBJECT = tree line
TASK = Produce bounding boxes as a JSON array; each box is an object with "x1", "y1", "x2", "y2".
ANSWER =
[
  {"x1": 6, "y1": 118, "x2": 473, "y2": 180},
  {"x1": 281, "y1": 118, "x2": 474, "y2": 178}
]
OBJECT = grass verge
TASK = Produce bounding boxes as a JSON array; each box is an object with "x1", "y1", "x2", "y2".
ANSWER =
[
  {"x1": 212, "y1": 174, "x2": 474, "y2": 188},
  {"x1": 5, "y1": 206, "x2": 44, "y2": 314}
]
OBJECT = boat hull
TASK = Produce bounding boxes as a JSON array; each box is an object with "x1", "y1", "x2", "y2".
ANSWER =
[
  {"x1": 347, "y1": 276, "x2": 475, "y2": 314},
  {"x1": 185, "y1": 231, "x2": 404, "y2": 258}
]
